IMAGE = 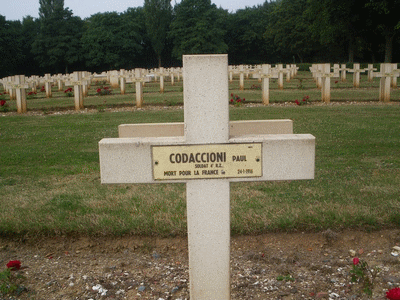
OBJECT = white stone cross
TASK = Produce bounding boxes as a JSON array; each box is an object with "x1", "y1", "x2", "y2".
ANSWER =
[
  {"x1": 252, "y1": 64, "x2": 278, "y2": 105},
  {"x1": 310, "y1": 64, "x2": 339, "y2": 103},
  {"x1": 153, "y1": 67, "x2": 169, "y2": 93},
  {"x1": 125, "y1": 68, "x2": 152, "y2": 108},
  {"x1": 65, "y1": 71, "x2": 88, "y2": 110},
  {"x1": 275, "y1": 64, "x2": 286, "y2": 90},
  {"x1": 364, "y1": 64, "x2": 377, "y2": 82},
  {"x1": 9, "y1": 75, "x2": 29, "y2": 113},
  {"x1": 43, "y1": 73, "x2": 55, "y2": 98},
  {"x1": 339, "y1": 64, "x2": 347, "y2": 82},
  {"x1": 99, "y1": 55, "x2": 315, "y2": 300},
  {"x1": 374, "y1": 63, "x2": 400, "y2": 102},
  {"x1": 109, "y1": 70, "x2": 120, "y2": 88},
  {"x1": 347, "y1": 63, "x2": 365, "y2": 88}
]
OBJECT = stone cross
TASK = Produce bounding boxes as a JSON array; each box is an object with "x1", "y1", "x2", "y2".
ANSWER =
[
  {"x1": 81, "y1": 71, "x2": 92, "y2": 97},
  {"x1": 252, "y1": 64, "x2": 278, "y2": 105},
  {"x1": 340, "y1": 64, "x2": 347, "y2": 82},
  {"x1": 55, "y1": 74, "x2": 64, "y2": 91},
  {"x1": 125, "y1": 68, "x2": 152, "y2": 108},
  {"x1": 7, "y1": 77, "x2": 16, "y2": 100},
  {"x1": 109, "y1": 70, "x2": 120, "y2": 88},
  {"x1": 99, "y1": 55, "x2": 315, "y2": 300},
  {"x1": 364, "y1": 64, "x2": 377, "y2": 82},
  {"x1": 43, "y1": 74, "x2": 55, "y2": 98},
  {"x1": 236, "y1": 65, "x2": 246, "y2": 90},
  {"x1": 275, "y1": 64, "x2": 286, "y2": 90},
  {"x1": 65, "y1": 71, "x2": 87, "y2": 110},
  {"x1": 347, "y1": 63, "x2": 365, "y2": 88},
  {"x1": 9, "y1": 75, "x2": 29, "y2": 114},
  {"x1": 374, "y1": 63, "x2": 399, "y2": 102},
  {"x1": 310, "y1": 64, "x2": 339, "y2": 103},
  {"x1": 390, "y1": 63, "x2": 398, "y2": 88},
  {"x1": 118, "y1": 69, "x2": 128, "y2": 95},
  {"x1": 169, "y1": 67, "x2": 176, "y2": 86},
  {"x1": 154, "y1": 67, "x2": 169, "y2": 93},
  {"x1": 320, "y1": 63, "x2": 338, "y2": 103}
]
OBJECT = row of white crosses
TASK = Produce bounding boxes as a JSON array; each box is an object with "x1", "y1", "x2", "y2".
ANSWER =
[
  {"x1": 310, "y1": 63, "x2": 399, "y2": 103},
  {"x1": 109, "y1": 67, "x2": 181, "y2": 95},
  {"x1": 229, "y1": 64, "x2": 298, "y2": 91},
  {"x1": 0, "y1": 72, "x2": 95, "y2": 113},
  {"x1": 99, "y1": 54, "x2": 315, "y2": 300}
]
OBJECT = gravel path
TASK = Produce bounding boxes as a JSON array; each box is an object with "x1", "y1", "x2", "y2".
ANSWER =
[{"x1": 1, "y1": 229, "x2": 400, "y2": 299}]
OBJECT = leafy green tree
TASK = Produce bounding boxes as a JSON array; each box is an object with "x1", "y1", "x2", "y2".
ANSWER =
[
  {"x1": 306, "y1": 0, "x2": 369, "y2": 62},
  {"x1": 365, "y1": 0, "x2": 400, "y2": 62},
  {"x1": 32, "y1": 0, "x2": 84, "y2": 73},
  {"x1": 265, "y1": 0, "x2": 315, "y2": 63},
  {"x1": 143, "y1": 0, "x2": 172, "y2": 67},
  {"x1": 169, "y1": 0, "x2": 228, "y2": 60},
  {"x1": 0, "y1": 16, "x2": 24, "y2": 77},
  {"x1": 20, "y1": 16, "x2": 41, "y2": 75},
  {"x1": 81, "y1": 11, "x2": 143, "y2": 71},
  {"x1": 226, "y1": 4, "x2": 274, "y2": 64}
]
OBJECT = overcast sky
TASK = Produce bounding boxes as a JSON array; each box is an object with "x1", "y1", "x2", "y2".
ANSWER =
[{"x1": 1, "y1": 0, "x2": 266, "y2": 21}]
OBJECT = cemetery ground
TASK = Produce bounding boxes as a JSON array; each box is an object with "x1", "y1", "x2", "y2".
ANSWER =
[{"x1": 0, "y1": 72, "x2": 399, "y2": 299}]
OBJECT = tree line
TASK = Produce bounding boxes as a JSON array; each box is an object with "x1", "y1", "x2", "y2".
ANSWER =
[{"x1": 0, "y1": 0, "x2": 399, "y2": 78}]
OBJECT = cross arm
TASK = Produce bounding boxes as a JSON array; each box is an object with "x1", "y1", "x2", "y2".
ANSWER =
[
  {"x1": 99, "y1": 134, "x2": 315, "y2": 184},
  {"x1": 118, "y1": 120, "x2": 294, "y2": 138}
]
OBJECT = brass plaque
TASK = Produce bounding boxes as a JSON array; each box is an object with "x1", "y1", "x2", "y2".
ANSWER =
[{"x1": 152, "y1": 143, "x2": 262, "y2": 180}]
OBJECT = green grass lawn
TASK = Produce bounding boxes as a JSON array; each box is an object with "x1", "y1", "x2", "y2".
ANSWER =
[
  {"x1": 1, "y1": 70, "x2": 399, "y2": 237},
  {"x1": 1, "y1": 101, "x2": 399, "y2": 237}
]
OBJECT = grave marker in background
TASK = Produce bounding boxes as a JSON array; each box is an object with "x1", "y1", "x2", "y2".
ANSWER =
[
  {"x1": 65, "y1": 71, "x2": 86, "y2": 110},
  {"x1": 44, "y1": 74, "x2": 54, "y2": 98},
  {"x1": 12, "y1": 75, "x2": 29, "y2": 113}
]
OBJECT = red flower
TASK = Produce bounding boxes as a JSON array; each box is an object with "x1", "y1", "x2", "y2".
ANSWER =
[
  {"x1": 303, "y1": 99, "x2": 306, "y2": 102},
  {"x1": 295, "y1": 99, "x2": 300, "y2": 105},
  {"x1": 386, "y1": 287, "x2": 400, "y2": 300},
  {"x1": 0, "y1": 100, "x2": 6, "y2": 106},
  {"x1": 97, "y1": 88, "x2": 102, "y2": 93},
  {"x1": 6, "y1": 260, "x2": 21, "y2": 270},
  {"x1": 104, "y1": 87, "x2": 109, "y2": 90},
  {"x1": 230, "y1": 99, "x2": 233, "y2": 103},
  {"x1": 230, "y1": 93, "x2": 233, "y2": 97},
  {"x1": 242, "y1": 98, "x2": 245, "y2": 102},
  {"x1": 335, "y1": 80, "x2": 338, "y2": 84},
  {"x1": 353, "y1": 257, "x2": 360, "y2": 265}
]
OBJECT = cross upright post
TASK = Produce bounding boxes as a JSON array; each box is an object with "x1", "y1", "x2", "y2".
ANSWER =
[{"x1": 99, "y1": 54, "x2": 315, "y2": 300}]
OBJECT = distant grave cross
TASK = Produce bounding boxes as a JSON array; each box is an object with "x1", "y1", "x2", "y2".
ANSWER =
[
  {"x1": 253, "y1": 64, "x2": 278, "y2": 105},
  {"x1": 43, "y1": 73, "x2": 55, "y2": 98},
  {"x1": 99, "y1": 55, "x2": 315, "y2": 299},
  {"x1": 65, "y1": 71, "x2": 88, "y2": 110},
  {"x1": 9, "y1": 75, "x2": 29, "y2": 113}
]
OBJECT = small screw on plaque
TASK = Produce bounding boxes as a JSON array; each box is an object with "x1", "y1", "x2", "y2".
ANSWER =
[
  {"x1": 256, "y1": 158, "x2": 260, "y2": 162},
  {"x1": 155, "y1": 161, "x2": 159, "y2": 165}
]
